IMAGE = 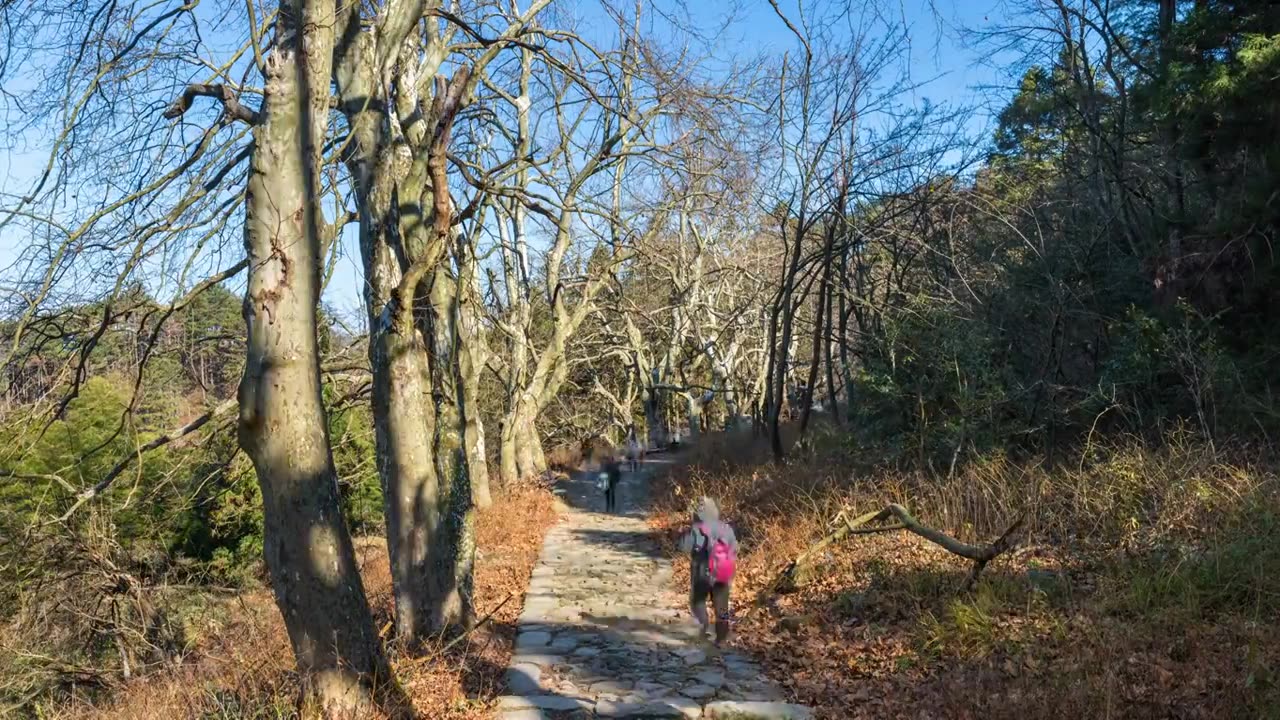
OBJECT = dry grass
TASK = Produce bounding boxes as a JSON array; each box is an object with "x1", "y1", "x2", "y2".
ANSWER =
[
  {"x1": 41, "y1": 481, "x2": 558, "y2": 720},
  {"x1": 649, "y1": 424, "x2": 1280, "y2": 719},
  {"x1": 544, "y1": 441, "x2": 585, "y2": 472}
]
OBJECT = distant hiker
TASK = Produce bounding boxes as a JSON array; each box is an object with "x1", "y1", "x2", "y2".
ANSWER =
[
  {"x1": 598, "y1": 451, "x2": 623, "y2": 513},
  {"x1": 679, "y1": 497, "x2": 738, "y2": 645},
  {"x1": 626, "y1": 429, "x2": 644, "y2": 472}
]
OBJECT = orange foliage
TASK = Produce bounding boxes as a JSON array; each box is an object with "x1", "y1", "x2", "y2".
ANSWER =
[{"x1": 649, "y1": 427, "x2": 1280, "y2": 719}]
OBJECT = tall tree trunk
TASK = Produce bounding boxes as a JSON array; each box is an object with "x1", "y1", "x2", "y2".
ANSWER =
[
  {"x1": 335, "y1": 26, "x2": 476, "y2": 638},
  {"x1": 799, "y1": 227, "x2": 836, "y2": 435},
  {"x1": 337, "y1": 33, "x2": 457, "y2": 643},
  {"x1": 837, "y1": 247, "x2": 856, "y2": 422},
  {"x1": 769, "y1": 284, "x2": 800, "y2": 460},
  {"x1": 497, "y1": 49, "x2": 537, "y2": 488},
  {"x1": 768, "y1": 213, "x2": 806, "y2": 460},
  {"x1": 361, "y1": 225, "x2": 446, "y2": 641},
  {"x1": 762, "y1": 303, "x2": 780, "y2": 445},
  {"x1": 237, "y1": 1, "x2": 387, "y2": 711},
  {"x1": 456, "y1": 238, "x2": 492, "y2": 508},
  {"x1": 422, "y1": 264, "x2": 476, "y2": 631},
  {"x1": 823, "y1": 250, "x2": 840, "y2": 424}
]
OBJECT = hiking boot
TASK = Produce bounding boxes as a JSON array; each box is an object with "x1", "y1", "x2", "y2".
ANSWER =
[{"x1": 714, "y1": 620, "x2": 731, "y2": 646}]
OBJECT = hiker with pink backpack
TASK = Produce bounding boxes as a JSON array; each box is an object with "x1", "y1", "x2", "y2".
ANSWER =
[{"x1": 679, "y1": 497, "x2": 738, "y2": 646}]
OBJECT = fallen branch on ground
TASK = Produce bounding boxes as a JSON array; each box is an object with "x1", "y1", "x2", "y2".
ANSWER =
[
  {"x1": 397, "y1": 592, "x2": 517, "y2": 665},
  {"x1": 764, "y1": 503, "x2": 1024, "y2": 598},
  {"x1": 442, "y1": 592, "x2": 515, "y2": 654}
]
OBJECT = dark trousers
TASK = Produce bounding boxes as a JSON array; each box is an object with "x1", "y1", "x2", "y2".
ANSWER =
[
  {"x1": 604, "y1": 470, "x2": 620, "y2": 512},
  {"x1": 691, "y1": 578, "x2": 731, "y2": 643},
  {"x1": 604, "y1": 482, "x2": 617, "y2": 512}
]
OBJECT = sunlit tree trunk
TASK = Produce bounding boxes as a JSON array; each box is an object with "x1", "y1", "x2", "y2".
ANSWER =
[
  {"x1": 358, "y1": 213, "x2": 447, "y2": 640},
  {"x1": 237, "y1": 0, "x2": 387, "y2": 711},
  {"x1": 421, "y1": 263, "x2": 475, "y2": 629},
  {"x1": 456, "y1": 237, "x2": 492, "y2": 507},
  {"x1": 333, "y1": 8, "x2": 476, "y2": 639}
]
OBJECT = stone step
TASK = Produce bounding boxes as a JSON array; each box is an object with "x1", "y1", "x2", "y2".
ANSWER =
[{"x1": 704, "y1": 701, "x2": 814, "y2": 719}]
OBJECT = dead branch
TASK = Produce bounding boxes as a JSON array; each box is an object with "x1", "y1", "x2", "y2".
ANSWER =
[
  {"x1": 163, "y1": 83, "x2": 259, "y2": 124},
  {"x1": 768, "y1": 504, "x2": 1024, "y2": 596},
  {"x1": 441, "y1": 591, "x2": 515, "y2": 653},
  {"x1": 53, "y1": 397, "x2": 239, "y2": 522}
]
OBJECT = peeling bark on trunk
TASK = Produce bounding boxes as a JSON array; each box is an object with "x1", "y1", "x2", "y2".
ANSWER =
[
  {"x1": 339, "y1": 63, "x2": 451, "y2": 645},
  {"x1": 498, "y1": 394, "x2": 540, "y2": 486},
  {"x1": 237, "y1": 2, "x2": 388, "y2": 712},
  {"x1": 459, "y1": 347, "x2": 491, "y2": 508},
  {"x1": 511, "y1": 400, "x2": 545, "y2": 480}
]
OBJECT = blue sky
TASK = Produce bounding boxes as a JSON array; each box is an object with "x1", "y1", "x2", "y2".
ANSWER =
[{"x1": 0, "y1": 0, "x2": 1011, "y2": 324}]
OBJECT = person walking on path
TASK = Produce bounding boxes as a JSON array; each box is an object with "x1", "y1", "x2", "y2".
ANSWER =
[
  {"x1": 626, "y1": 428, "x2": 644, "y2": 472},
  {"x1": 679, "y1": 497, "x2": 739, "y2": 645},
  {"x1": 600, "y1": 450, "x2": 623, "y2": 513}
]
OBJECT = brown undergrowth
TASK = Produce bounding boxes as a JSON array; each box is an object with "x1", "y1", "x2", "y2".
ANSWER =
[
  {"x1": 649, "y1": 425, "x2": 1280, "y2": 719},
  {"x1": 45, "y1": 481, "x2": 558, "y2": 720}
]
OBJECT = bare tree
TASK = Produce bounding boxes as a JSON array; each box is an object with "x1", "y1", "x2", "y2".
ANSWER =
[
  {"x1": 472, "y1": 8, "x2": 700, "y2": 484},
  {"x1": 228, "y1": 0, "x2": 390, "y2": 712},
  {"x1": 329, "y1": 0, "x2": 569, "y2": 638},
  {"x1": 758, "y1": 0, "x2": 965, "y2": 458}
]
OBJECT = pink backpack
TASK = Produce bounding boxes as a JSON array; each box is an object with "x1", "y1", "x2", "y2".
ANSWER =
[{"x1": 698, "y1": 522, "x2": 737, "y2": 584}]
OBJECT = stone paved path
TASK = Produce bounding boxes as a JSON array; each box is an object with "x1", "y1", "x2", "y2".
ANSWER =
[{"x1": 497, "y1": 454, "x2": 811, "y2": 720}]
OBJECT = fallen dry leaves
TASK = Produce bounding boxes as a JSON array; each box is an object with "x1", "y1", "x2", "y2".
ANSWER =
[
  {"x1": 392, "y1": 481, "x2": 558, "y2": 719},
  {"x1": 58, "y1": 480, "x2": 559, "y2": 720},
  {"x1": 648, "y1": 432, "x2": 1280, "y2": 720}
]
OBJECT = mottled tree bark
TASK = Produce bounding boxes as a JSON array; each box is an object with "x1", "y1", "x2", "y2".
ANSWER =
[
  {"x1": 335, "y1": 30, "x2": 444, "y2": 643},
  {"x1": 236, "y1": 0, "x2": 387, "y2": 711},
  {"x1": 333, "y1": 7, "x2": 477, "y2": 639},
  {"x1": 456, "y1": 238, "x2": 492, "y2": 507},
  {"x1": 402, "y1": 264, "x2": 475, "y2": 631},
  {"x1": 510, "y1": 397, "x2": 546, "y2": 480},
  {"x1": 359, "y1": 214, "x2": 444, "y2": 641}
]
